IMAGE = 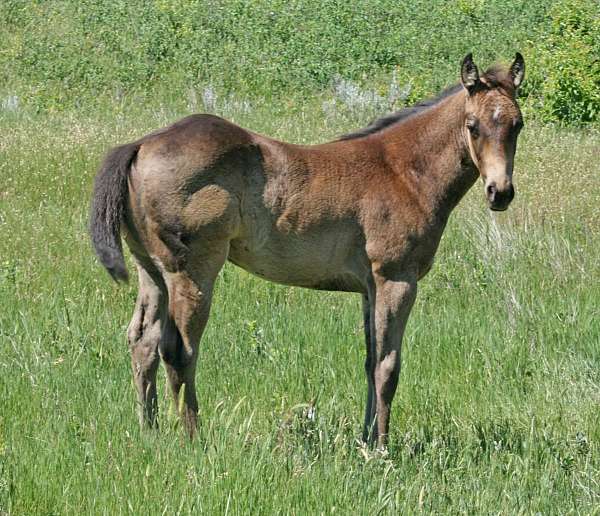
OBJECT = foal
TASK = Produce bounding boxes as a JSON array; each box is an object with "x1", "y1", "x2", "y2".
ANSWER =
[{"x1": 90, "y1": 53, "x2": 525, "y2": 447}]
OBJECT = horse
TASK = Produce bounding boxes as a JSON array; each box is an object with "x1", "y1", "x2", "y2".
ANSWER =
[{"x1": 90, "y1": 53, "x2": 525, "y2": 448}]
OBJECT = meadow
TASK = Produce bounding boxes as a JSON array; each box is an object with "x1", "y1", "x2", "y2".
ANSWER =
[{"x1": 1, "y1": 0, "x2": 600, "y2": 513}]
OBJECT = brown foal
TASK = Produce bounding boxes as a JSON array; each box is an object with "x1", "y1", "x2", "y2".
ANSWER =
[{"x1": 90, "y1": 53, "x2": 525, "y2": 447}]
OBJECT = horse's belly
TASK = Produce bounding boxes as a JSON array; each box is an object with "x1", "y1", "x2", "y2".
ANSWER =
[{"x1": 227, "y1": 234, "x2": 365, "y2": 292}]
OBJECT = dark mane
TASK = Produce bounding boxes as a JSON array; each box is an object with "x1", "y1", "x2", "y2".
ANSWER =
[
  {"x1": 339, "y1": 66, "x2": 512, "y2": 141},
  {"x1": 338, "y1": 84, "x2": 462, "y2": 141}
]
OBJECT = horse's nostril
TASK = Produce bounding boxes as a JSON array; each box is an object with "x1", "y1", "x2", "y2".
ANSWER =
[{"x1": 486, "y1": 183, "x2": 497, "y2": 199}]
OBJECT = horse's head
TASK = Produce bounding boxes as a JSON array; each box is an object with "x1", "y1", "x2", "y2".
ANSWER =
[{"x1": 460, "y1": 53, "x2": 525, "y2": 211}]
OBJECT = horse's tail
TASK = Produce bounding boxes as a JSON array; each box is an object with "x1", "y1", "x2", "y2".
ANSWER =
[{"x1": 89, "y1": 141, "x2": 141, "y2": 283}]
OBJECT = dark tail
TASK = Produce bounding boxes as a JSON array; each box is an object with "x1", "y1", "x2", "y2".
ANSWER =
[{"x1": 89, "y1": 141, "x2": 141, "y2": 282}]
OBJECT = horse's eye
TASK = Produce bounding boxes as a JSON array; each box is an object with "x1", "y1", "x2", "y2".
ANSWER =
[
  {"x1": 466, "y1": 119, "x2": 479, "y2": 138},
  {"x1": 514, "y1": 119, "x2": 524, "y2": 133}
]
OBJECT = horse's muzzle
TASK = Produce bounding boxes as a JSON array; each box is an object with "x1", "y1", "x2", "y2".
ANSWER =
[{"x1": 487, "y1": 182, "x2": 514, "y2": 211}]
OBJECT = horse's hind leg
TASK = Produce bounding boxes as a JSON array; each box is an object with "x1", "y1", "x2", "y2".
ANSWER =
[
  {"x1": 127, "y1": 259, "x2": 166, "y2": 429},
  {"x1": 159, "y1": 242, "x2": 229, "y2": 438}
]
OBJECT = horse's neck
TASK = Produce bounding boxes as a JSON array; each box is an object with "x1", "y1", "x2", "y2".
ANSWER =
[{"x1": 383, "y1": 91, "x2": 478, "y2": 222}]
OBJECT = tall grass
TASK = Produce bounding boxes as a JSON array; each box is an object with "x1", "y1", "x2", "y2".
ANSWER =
[{"x1": 1, "y1": 94, "x2": 599, "y2": 513}]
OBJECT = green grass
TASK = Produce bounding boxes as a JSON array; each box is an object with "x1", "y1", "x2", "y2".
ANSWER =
[{"x1": 1, "y1": 100, "x2": 599, "y2": 513}]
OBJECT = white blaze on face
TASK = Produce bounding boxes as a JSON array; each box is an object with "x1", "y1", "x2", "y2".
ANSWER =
[
  {"x1": 492, "y1": 105, "x2": 502, "y2": 123},
  {"x1": 482, "y1": 105, "x2": 513, "y2": 191}
]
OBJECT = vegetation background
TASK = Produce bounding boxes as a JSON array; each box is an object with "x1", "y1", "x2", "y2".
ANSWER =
[
  {"x1": 1, "y1": 0, "x2": 599, "y2": 513},
  {"x1": 1, "y1": 0, "x2": 599, "y2": 123}
]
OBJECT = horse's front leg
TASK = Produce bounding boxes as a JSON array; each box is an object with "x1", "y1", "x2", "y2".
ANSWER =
[
  {"x1": 368, "y1": 273, "x2": 417, "y2": 449},
  {"x1": 362, "y1": 294, "x2": 376, "y2": 443}
]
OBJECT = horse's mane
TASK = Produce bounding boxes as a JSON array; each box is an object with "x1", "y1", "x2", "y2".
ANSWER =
[{"x1": 339, "y1": 66, "x2": 514, "y2": 141}]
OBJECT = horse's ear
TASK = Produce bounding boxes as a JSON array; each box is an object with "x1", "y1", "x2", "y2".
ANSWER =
[
  {"x1": 461, "y1": 53, "x2": 480, "y2": 93},
  {"x1": 510, "y1": 52, "x2": 525, "y2": 89}
]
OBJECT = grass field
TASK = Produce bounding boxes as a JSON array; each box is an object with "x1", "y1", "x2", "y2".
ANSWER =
[{"x1": 0, "y1": 94, "x2": 599, "y2": 513}]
